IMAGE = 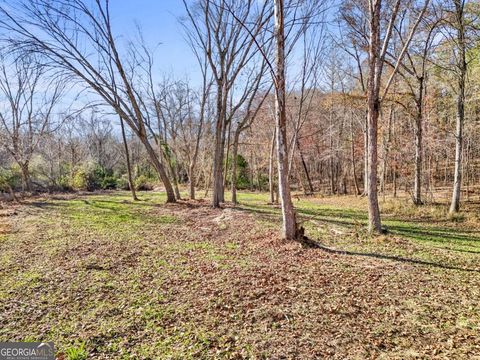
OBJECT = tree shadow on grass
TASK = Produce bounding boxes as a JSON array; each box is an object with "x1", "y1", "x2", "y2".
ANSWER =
[
  {"x1": 308, "y1": 240, "x2": 480, "y2": 273},
  {"x1": 237, "y1": 202, "x2": 480, "y2": 272},
  {"x1": 386, "y1": 223, "x2": 480, "y2": 245},
  {"x1": 29, "y1": 200, "x2": 69, "y2": 208},
  {"x1": 239, "y1": 202, "x2": 480, "y2": 246}
]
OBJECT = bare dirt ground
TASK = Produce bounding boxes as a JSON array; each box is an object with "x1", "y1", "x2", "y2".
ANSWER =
[{"x1": 0, "y1": 192, "x2": 479, "y2": 359}]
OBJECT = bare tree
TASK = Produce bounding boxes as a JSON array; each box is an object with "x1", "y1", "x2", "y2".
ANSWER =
[
  {"x1": 0, "y1": 0, "x2": 176, "y2": 202},
  {"x1": 383, "y1": 2, "x2": 440, "y2": 205},
  {"x1": 365, "y1": 0, "x2": 429, "y2": 232},
  {"x1": 229, "y1": 61, "x2": 270, "y2": 204},
  {"x1": 182, "y1": 0, "x2": 271, "y2": 208},
  {"x1": 0, "y1": 56, "x2": 64, "y2": 192}
]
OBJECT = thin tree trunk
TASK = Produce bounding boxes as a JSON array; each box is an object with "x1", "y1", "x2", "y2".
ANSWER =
[
  {"x1": 350, "y1": 114, "x2": 361, "y2": 195},
  {"x1": 393, "y1": 163, "x2": 397, "y2": 198},
  {"x1": 329, "y1": 93, "x2": 335, "y2": 195},
  {"x1": 465, "y1": 139, "x2": 470, "y2": 201},
  {"x1": 274, "y1": 0, "x2": 297, "y2": 240},
  {"x1": 367, "y1": 102, "x2": 382, "y2": 233},
  {"x1": 297, "y1": 139, "x2": 314, "y2": 194},
  {"x1": 231, "y1": 130, "x2": 241, "y2": 205},
  {"x1": 7, "y1": 184, "x2": 18, "y2": 203},
  {"x1": 189, "y1": 163, "x2": 196, "y2": 200},
  {"x1": 120, "y1": 116, "x2": 138, "y2": 201},
  {"x1": 380, "y1": 107, "x2": 393, "y2": 194},
  {"x1": 294, "y1": 159, "x2": 306, "y2": 194},
  {"x1": 449, "y1": 0, "x2": 466, "y2": 214},
  {"x1": 204, "y1": 163, "x2": 212, "y2": 198},
  {"x1": 413, "y1": 81, "x2": 424, "y2": 205},
  {"x1": 224, "y1": 120, "x2": 232, "y2": 188},
  {"x1": 444, "y1": 151, "x2": 449, "y2": 186},
  {"x1": 212, "y1": 81, "x2": 226, "y2": 208},
  {"x1": 269, "y1": 127, "x2": 276, "y2": 204},
  {"x1": 363, "y1": 112, "x2": 369, "y2": 196}
]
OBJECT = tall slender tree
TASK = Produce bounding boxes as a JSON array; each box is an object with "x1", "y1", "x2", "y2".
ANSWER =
[{"x1": 449, "y1": 0, "x2": 467, "y2": 213}]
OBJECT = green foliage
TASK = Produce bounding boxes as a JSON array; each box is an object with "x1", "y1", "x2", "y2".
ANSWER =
[
  {"x1": 0, "y1": 167, "x2": 21, "y2": 192},
  {"x1": 58, "y1": 175, "x2": 73, "y2": 191},
  {"x1": 234, "y1": 154, "x2": 250, "y2": 189},
  {"x1": 255, "y1": 173, "x2": 269, "y2": 191},
  {"x1": 134, "y1": 175, "x2": 155, "y2": 191},
  {"x1": 70, "y1": 168, "x2": 88, "y2": 190},
  {"x1": 100, "y1": 176, "x2": 117, "y2": 190},
  {"x1": 69, "y1": 164, "x2": 121, "y2": 191},
  {"x1": 225, "y1": 154, "x2": 251, "y2": 189},
  {"x1": 116, "y1": 175, "x2": 130, "y2": 190},
  {"x1": 135, "y1": 163, "x2": 158, "y2": 181},
  {"x1": 64, "y1": 342, "x2": 87, "y2": 360}
]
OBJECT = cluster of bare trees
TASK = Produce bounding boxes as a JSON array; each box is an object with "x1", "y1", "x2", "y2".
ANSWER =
[{"x1": 0, "y1": 0, "x2": 479, "y2": 239}]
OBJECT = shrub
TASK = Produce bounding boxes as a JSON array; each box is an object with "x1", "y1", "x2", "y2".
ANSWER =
[
  {"x1": 70, "y1": 163, "x2": 100, "y2": 191},
  {"x1": 116, "y1": 175, "x2": 130, "y2": 190},
  {"x1": 58, "y1": 175, "x2": 73, "y2": 191},
  {"x1": 69, "y1": 164, "x2": 121, "y2": 191},
  {"x1": 100, "y1": 176, "x2": 117, "y2": 190},
  {"x1": 70, "y1": 168, "x2": 91, "y2": 191},
  {"x1": 134, "y1": 175, "x2": 154, "y2": 191},
  {"x1": 0, "y1": 167, "x2": 21, "y2": 192},
  {"x1": 235, "y1": 154, "x2": 251, "y2": 189}
]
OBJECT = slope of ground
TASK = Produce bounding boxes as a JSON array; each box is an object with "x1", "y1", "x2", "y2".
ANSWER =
[{"x1": 0, "y1": 191, "x2": 479, "y2": 359}]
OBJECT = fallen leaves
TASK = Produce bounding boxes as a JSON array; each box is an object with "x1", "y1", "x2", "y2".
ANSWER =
[{"x1": 0, "y1": 193, "x2": 479, "y2": 359}]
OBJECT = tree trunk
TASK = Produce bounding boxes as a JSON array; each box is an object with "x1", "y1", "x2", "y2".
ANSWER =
[
  {"x1": 413, "y1": 77, "x2": 424, "y2": 205},
  {"x1": 350, "y1": 114, "x2": 361, "y2": 195},
  {"x1": 297, "y1": 139, "x2": 314, "y2": 194},
  {"x1": 363, "y1": 111, "x2": 369, "y2": 195},
  {"x1": 162, "y1": 146, "x2": 181, "y2": 200},
  {"x1": 142, "y1": 139, "x2": 176, "y2": 203},
  {"x1": 366, "y1": 2, "x2": 382, "y2": 233},
  {"x1": 20, "y1": 162, "x2": 31, "y2": 193},
  {"x1": 7, "y1": 183, "x2": 18, "y2": 203},
  {"x1": 449, "y1": 0, "x2": 466, "y2": 214},
  {"x1": 367, "y1": 101, "x2": 382, "y2": 233},
  {"x1": 204, "y1": 163, "x2": 212, "y2": 198},
  {"x1": 224, "y1": 120, "x2": 232, "y2": 188},
  {"x1": 380, "y1": 108, "x2": 393, "y2": 194},
  {"x1": 294, "y1": 159, "x2": 306, "y2": 194},
  {"x1": 231, "y1": 130, "x2": 241, "y2": 205},
  {"x1": 393, "y1": 163, "x2": 397, "y2": 198},
  {"x1": 212, "y1": 82, "x2": 226, "y2": 208},
  {"x1": 274, "y1": 0, "x2": 297, "y2": 240},
  {"x1": 465, "y1": 139, "x2": 470, "y2": 202},
  {"x1": 120, "y1": 116, "x2": 138, "y2": 201},
  {"x1": 269, "y1": 128, "x2": 276, "y2": 204},
  {"x1": 189, "y1": 163, "x2": 196, "y2": 200}
]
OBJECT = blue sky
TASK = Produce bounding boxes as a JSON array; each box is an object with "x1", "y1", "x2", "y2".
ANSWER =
[
  {"x1": 107, "y1": 0, "x2": 334, "y2": 89},
  {"x1": 109, "y1": 1, "x2": 202, "y2": 84}
]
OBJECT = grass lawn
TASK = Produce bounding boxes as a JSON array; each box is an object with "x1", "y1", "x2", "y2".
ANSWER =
[{"x1": 0, "y1": 191, "x2": 479, "y2": 359}]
